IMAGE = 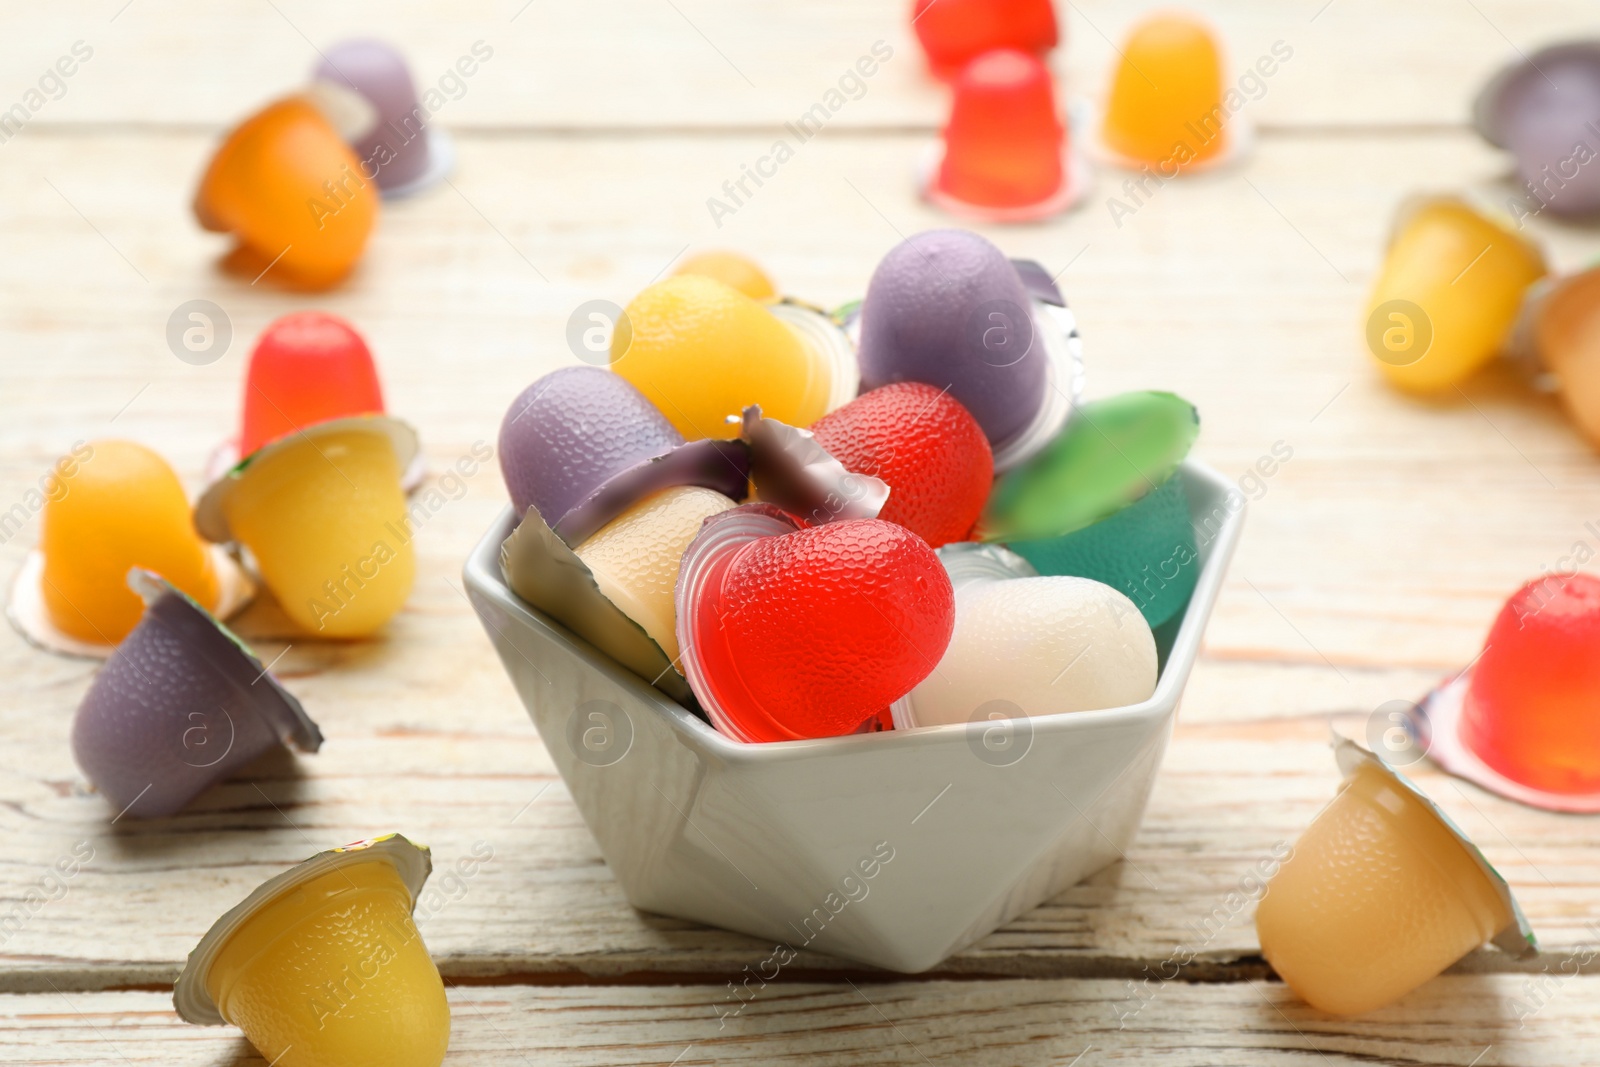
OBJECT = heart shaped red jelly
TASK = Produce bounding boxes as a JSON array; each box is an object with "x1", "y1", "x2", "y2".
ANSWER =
[
  {"x1": 810, "y1": 382, "x2": 993, "y2": 547},
  {"x1": 680, "y1": 507, "x2": 954, "y2": 742}
]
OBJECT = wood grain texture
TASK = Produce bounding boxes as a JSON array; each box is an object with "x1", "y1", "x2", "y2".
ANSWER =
[
  {"x1": 0, "y1": 0, "x2": 1592, "y2": 130},
  {"x1": 5, "y1": 976, "x2": 1598, "y2": 1065}
]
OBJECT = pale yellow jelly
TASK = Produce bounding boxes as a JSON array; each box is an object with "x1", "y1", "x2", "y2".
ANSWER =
[
  {"x1": 206, "y1": 859, "x2": 449, "y2": 1067},
  {"x1": 224, "y1": 429, "x2": 413, "y2": 637},
  {"x1": 574, "y1": 485, "x2": 735, "y2": 660},
  {"x1": 1255, "y1": 762, "x2": 1511, "y2": 1016},
  {"x1": 41, "y1": 440, "x2": 219, "y2": 644}
]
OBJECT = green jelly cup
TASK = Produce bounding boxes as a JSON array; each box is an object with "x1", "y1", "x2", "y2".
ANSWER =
[{"x1": 1005, "y1": 471, "x2": 1198, "y2": 629}]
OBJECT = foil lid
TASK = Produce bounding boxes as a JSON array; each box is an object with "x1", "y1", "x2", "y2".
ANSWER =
[
  {"x1": 1337, "y1": 734, "x2": 1537, "y2": 959},
  {"x1": 551, "y1": 438, "x2": 751, "y2": 548},
  {"x1": 501, "y1": 505, "x2": 692, "y2": 703},
  {"x1": 737, "y1": 406, "x2": 888, "y2": 525}
]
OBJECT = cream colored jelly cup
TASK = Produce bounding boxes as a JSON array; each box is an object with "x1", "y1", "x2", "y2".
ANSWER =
[
  {"x1": 1255, "y1": 738, "x2": 1534, "y2": 1016},
  {"x1": 174, "y1": 834, "x2": 449, "y2": 1067},
  {"x1": 573, "y1": 485, "x2": 736, "y2": 662},
  {"x1": 195, "y1": 416, "x2": 419, "y2": 638}
]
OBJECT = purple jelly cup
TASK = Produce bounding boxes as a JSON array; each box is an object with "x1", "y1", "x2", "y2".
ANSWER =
[
  {"x1": 312, "y1": 38, "x2": 453, "y2": 196},
  {"x1": 498, "y1": 366, "x2": 751, "y2": 547},
  {"x1": 1475, "y1": 41, "x2": 1600, "y2": 218},
  {"x1": 857, "y1": 229, "x2": 1066, "y2": 466},
  {"x1": 71, "y1": 570, "x2": 320, "y2": 820}
]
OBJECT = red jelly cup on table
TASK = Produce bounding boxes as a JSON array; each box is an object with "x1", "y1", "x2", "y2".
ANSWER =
[
  {"x1": 925, "y1": 48, "x2": 1086, "y2": 221},
  {"x1": 912, "y1": 0, "x2": 1059, "y2": 79},
  {"x1": 675, "y1": 504, "x2": 955, "y2": 742},
  {"x1": 1411, "y1": 573, "x2": 1600, "y2": 810},
  {"x1": 240, "y1": 312, "x2": 385, "y2": 457}
]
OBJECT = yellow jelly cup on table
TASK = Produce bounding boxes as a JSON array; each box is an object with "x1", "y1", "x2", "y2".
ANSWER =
[
  {"x1": 1365, "y1": 197, "x2": 1546, "y2": 392},
  {"x1": 174, "y1": 834, "x2": 449, "y2": 1067},
  {"x1": 1255, "y1": 738, "x2": 1534, "y2": 1016},
  {"x1": 611, "y1": 274, "x2": 855, "y2": 440},
  {"x1": 195, "y1": 416, "x2": 419, "y2": 638}
]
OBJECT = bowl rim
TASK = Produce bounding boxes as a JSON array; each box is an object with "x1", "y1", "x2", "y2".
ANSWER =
[{"x1": 463, "y1": 459, "x2": 1244, "y2": 764}]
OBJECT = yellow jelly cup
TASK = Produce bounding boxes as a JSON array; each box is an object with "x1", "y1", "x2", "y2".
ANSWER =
[
  {"x1": 1366, "y1": 196, "x2": 1546, "y2": 392},
  {"x1": 174, "y1": 834, "x2": 449, "y2": 1067},
  {"x1": 574, "y1": 485, "x2": 737, "y2": 661},
  {"x1": 195, "y1": 416, "x2": 419, "y2": 638},
  {"x1": 1255, "y1": 738, "x2": 1534, "y2": 1016}
]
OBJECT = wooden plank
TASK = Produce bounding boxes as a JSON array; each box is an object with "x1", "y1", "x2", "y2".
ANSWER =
[
  {"x1": 4, "y1": 976, "x2": 1598, "y2": 1065},
  {"x1": 3, "y1": 130, "x2": 1598, "y2": 986},
  {"x1": 0, "y1": 0, "x2": 1593, "y2": 131}
]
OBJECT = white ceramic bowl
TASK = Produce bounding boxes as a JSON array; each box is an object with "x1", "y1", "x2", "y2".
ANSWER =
[{"x1": 463, "y1": 461, "x2": 1244, "y2": 973}]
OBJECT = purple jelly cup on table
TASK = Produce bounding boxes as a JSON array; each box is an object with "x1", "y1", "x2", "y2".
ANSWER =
[
  {"x1": 855, "y1": 229, "x2": 1078, "y2": 471},
  {"x1": 1475, "y1": 41, "x2": 1600, "y2": 218},
  {"x1": 311, "y1": 38, "x2": 455, "y2": 197},
  {"x1": 71, "y1": 570, "x2": 320, "y2": 820},
  {"x1": 497, "y1": 366, "x2": 751, "y2": 547}
]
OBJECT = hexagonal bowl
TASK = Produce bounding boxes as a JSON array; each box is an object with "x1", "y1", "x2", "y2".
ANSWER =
[{"x1": 463, "y1": 460, "x2": 1244, "y2": 973}]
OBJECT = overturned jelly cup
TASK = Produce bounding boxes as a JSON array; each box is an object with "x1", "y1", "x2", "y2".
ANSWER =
[
  {"x1": 71, "y1": 570, "x2": 320, "y2": 819},
  {"x1": 314, "y1": 38, "x2": 454, "y2": 196},
  {"x1": 174, "y1": 834, "x2": 449, "y2": 1067},
  {"x1": 196, "y1": 416, "x2": 418, "y2": 638},
  {"x1": 1255, "y1": 738, "x2": 1534, "y2": 1016}
]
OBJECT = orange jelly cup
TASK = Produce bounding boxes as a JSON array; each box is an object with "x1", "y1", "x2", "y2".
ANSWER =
[
  {"x1": 194, "y1": 97, "x2": 379, "y2": 289},
  {"x1": 1100, "y1": 12, "x2": 1231, "y2": 170},
  {"x1": 1255, "y1": 739, "x2": 1533, "y2": 1016},
  {"x1": 174, "y1": 835, "x2": 449, "y2": 1067},
  {"x1": 1534, "y1": 266, "x2": 1600, "y2": 449}
]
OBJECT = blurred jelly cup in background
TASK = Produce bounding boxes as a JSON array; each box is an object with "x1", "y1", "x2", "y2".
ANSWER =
[
  {"x1": 1095, "y1": 11, "x2": 1236, "y2": 170},
  {"x1": 239, "y1": 312, "x2": 387, "y2": 458},
  {"x1": 1528, "y1": 265, "x2": 1600, "y2": 450},
  {"x1": 313, "y1": 38, "x2": 454, "y2": 196},
  {"x1": 194, "y1": 96, "x2": 379, "y2": 289},
  {"x1": 611, "y1": 274, "x2": 853, "y2": 440},
  {"x1": 1411, "y1": 572, "x2": 1600, "y2": 811},
  {"x1": 911, "y1": 0, "x2": 1058, "y2": 80},
  {"x1": 1365, "y1": 197, "x2": 1545, "y2": 392},
  {"x1": 9, "y1": 439, "x2": 252, "y2": 656},
  {"x1": 71, "y1": 571, "x2": 320, "y2": 819},
  {"x1": 175, "y1": 835, "x2": 449, "y2": 1067},
  {"x1": 898, "y1": 544, "x2": 1156, "y2": 729},
  {"x1": 809, "y1": 382, "x2": 993, "y2": 547},
  {"x1": 672, "y1": 250, "x2": 778, "y2": 302},
  {"x1": 1475, "y1": 41, "x2": 1600, "y2": 219},
  {"x1": 925, "y1": 47, "x2": 1084, "y2": 221},
  {"x1": 495, "y1": 366, "x2": 749, "y2": 545},
  {"x1": 1255, "y1": 738, "x2": 1534, "y2": 1016},
  {"x1": 979, "y1": 391, "x2": 1201, "y2": 632},
  {"x1": 196, "y1": 417, "x2": 418, "y2": 638},
  {"x1": 675, "y1": 504, "x2": 955, "y2": 742}
]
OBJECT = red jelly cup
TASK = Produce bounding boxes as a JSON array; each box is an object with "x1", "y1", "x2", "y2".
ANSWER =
[
  {"x1": 240, "y1": 311, "x2": 385, "y2": 457},
  {"x1": 1412, "y1": 573, "x2": 1600, "y2": 810},
  {"x1": 924, "y1": 48, "x2": 1087, "y2": 222},
  {"x1": 676, "y1": 504, "x2": 954, "y2": 743},
  {"x1": 912, "y1": 0, "x2": 1059, "y2": 80}
]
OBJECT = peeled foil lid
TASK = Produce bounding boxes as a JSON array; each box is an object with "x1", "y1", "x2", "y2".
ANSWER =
[
  {"x1": 174, "y1": 833, "x2": 432, "y2": 1026},
  {"x1": 737, "y1": 406, "x2": 888, "y2": 525},
  {"x1": 501, "y1": 504, "x2": 693, "y2": 704},
  {"x1": 7, "y1": 545, "x2": 255, "y2": 660},
  {"x1": 124, "y1": 567, "x2": 321, "y2": 753},
  {"x1": 194, "y1": 414, "x2": 421, "y2": 545},
  {"x1": 1410, "y1": 670, "x2": 1600, "y2": 814},
  {"x1": 551, "y1": 438, "x2": 751, "y2": 548},
  {"x1": 1337, "y1": 734, "x2": 1536, "y2": 958}
]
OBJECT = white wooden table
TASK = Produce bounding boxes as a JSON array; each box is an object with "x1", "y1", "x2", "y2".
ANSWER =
[{"x1": 3, "y1": 2, "x2": 1599, "y2": 1062}]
